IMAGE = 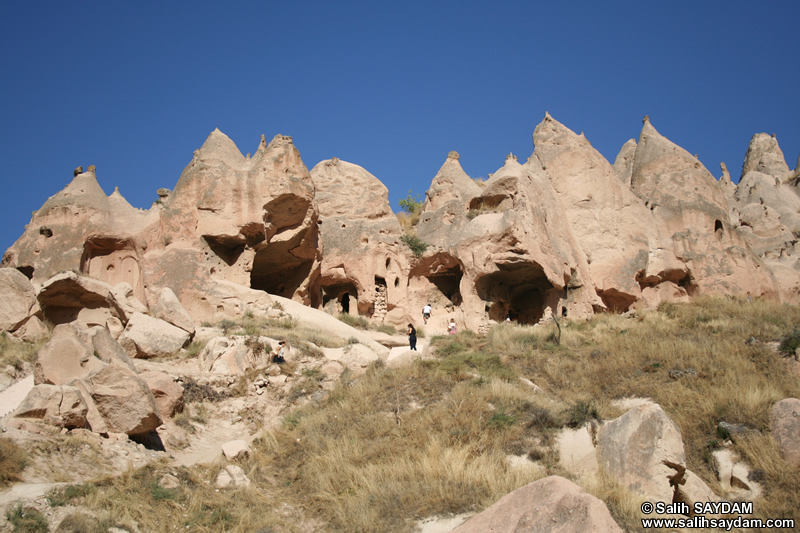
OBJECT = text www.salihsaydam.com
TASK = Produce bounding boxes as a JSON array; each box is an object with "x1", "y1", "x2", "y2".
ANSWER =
[{"x1": 641, "y1": 516, "x2": 795, "y2": 530}]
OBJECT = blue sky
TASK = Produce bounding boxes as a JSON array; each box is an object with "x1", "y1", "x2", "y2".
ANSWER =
[{"x1": 1, "y1": 1, "x2": 798, "y2": 254}]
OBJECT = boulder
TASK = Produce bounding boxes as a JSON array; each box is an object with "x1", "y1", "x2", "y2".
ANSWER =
[
  {"x1": 322, "y1": 343, "x2": 380, "y2": 375},
  {"x1": 117, "y1": 312, "x2": 191, "y2": 359},
  {"x1": 557, "y1": 426, "x2": 598, "y2": 476},
  {"x1": 153, "y1": 287, "x2": 195, "y2": 334},
  {"x1": 106, "y1": 282, "x2": 149, "y2": 323},
  {"x1": 86, "y1": 325, "x2": 137, "y2": 371},
  {"x1": 78, "y1": 363, "x2": 163, "y2": 435},
  {"x1": 138, "y1": 370, "x2": 184, "y2": 418},
  {"x1": 770, "y1": 398, "x2": 800, "y2": 467},
  {"x1": 215, "y1": 464, "x2": 251, "y2": 489},
  {"x1": 596, "y1": 403, "x2": 717, "y2": 504},
  {"x1": 12, "y1": 316, "x2": 49, "y2": 343},
  {"x1": 221, "y1": 439, "x2": 251, "y2": 460},
  {"x1": 0, "y1": 268, "x2": 40, "y2": 332},
  {"x1": 35, "y1": 322, "x2": 107, "y2": 385},
  {"x1": 200, "y1": 336, "x2": 258, "y2": 374},
  {"x1": 36, "y1": 271, "x2": 114, "y2": 326},
  {"x1": 451, "y1": 476, "x2": 622, "y2": 533},
  {"x1": 13, "y1": 383, "x2": 88, "y2": 429}
]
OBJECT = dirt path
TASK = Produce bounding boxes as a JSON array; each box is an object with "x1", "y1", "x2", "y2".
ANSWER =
[{"x1": 0, "y1": 375, "x2": 34, "y2": 418}]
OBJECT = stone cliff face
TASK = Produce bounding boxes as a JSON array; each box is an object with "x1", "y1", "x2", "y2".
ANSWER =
[{"x1": 3, "y1": 115, "x2": 798, "y2": 330}]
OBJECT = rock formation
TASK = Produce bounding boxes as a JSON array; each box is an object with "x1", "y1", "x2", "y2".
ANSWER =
[{"x1": 2, "y1": 114, "x2": 798, "y2": 334}]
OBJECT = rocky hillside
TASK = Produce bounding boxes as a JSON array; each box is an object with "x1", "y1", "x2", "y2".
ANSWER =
[{"x1": 1, "y1": 114, "x2": 799, "y2": 531}]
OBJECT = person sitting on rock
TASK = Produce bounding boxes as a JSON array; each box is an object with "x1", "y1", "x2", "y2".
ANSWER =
[{"x1": 271, "y1": 340, "x2": 288, "y2": 363}]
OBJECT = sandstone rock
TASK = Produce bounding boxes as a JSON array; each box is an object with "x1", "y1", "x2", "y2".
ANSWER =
[
  {"x1": 741, "y1": 133, "x2": 792, "y2": 181},
  {"x1": 613, "y1": 139, "x2": 637, "y2": 187},
  {"x1": 153, "y1": 287, "x2": 195, "y2": 334},
  {"x1": 712, "y1": 449, "x2": 762, "y2": 499},
  {"x1": 322, "y1": 343, "x2": 380, "y2": 375},
  {"x1": 221, "y1": 439, "x2": 251, "y2": 460},
  {"x1": 310, "y1": 158, "x2": 406, "y2": 322},
  {"x1": 106, "y1": 316, "x2": 124, "y2": 339},
  {"x1": 14, "y1": 383, "x2": 88, "y2": 429},
  {"x1": 215, "y1": 464, "x2": 250, "y2": 489},
  {"x1": 200, "y1": 336, "x2": 258, "y2": 374},
  {"x1": 78, "y1": 363, "x2": 163, "y2": 435},
  {"x1": 159, "y1": 474, "x2": 180, "y2": 489},
  {"x1": 36, "y1": 272, "x2": 114, "y2": 327},
  {"x1": 630, "y1": 120, "x2": 777, "y2": 300},
  {"x1": 770, "y1": 398, "x2": 800, "y2": 467},
  {"x1": 596, "y1": 403, "x2": 715, "y2": 503},
  {"x1": 86, "y1": 325, "x2": 137, "y2": 371},
  {"x1": 117, "y1": 312, "x2": 190, "y2": 359},
  {"x1": 139, "y1": 370, "x2": 184, "y2": 418},
  {"x1": 12, "y1": 315, "x2": 49, "y2": 343},
  {"x1": 35, "y1": 323, "x2": 107, "y2": 385},
  {"x1": 451, "y1": 476, "x2": 622, "y2": 532},
  {"x1": 0, "y1": 268, "x2": 40, "y2": 332},
  {"x1": 106, "y1": 282, "x2": 149, "y2": 323}
]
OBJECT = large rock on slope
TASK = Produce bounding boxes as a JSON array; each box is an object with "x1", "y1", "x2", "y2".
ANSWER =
[
  {"x1": 0, "y1": 268, "x2": 41, "y2": 332},
  {"x1": 770, "y1": 398, "x2": 800, "y2": 467},
  {"x1": 451, "y1": 476, "x2": 622, "y2": 533},
  {"x1": 117, "y1": 312, "x2": 191, "y2": 359},
  {"x1": 13, "y1": 383, "x2": 88, "y2": 429},
  {"x1": 741, "y1": 133, "x2": 792, "y2": 181},
  {"x1": 596, "y1": 402, "x2": 717, "y2": 504}
]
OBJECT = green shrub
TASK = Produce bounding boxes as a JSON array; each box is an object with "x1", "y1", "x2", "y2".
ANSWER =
[
  {"x1": 337, "y1": 313, "x2": 369, "y2": 329},
  {"x1": 5, "y1": 504, "x2": 48, "y2": 532},
  {"x1": 47, "y1": 483, "x2": 95, "y2": 507},
  {"x1": 563, "y1": 400, "x2": 600, "y2": 428},
  {"x1": 778, "y1": 327, "x2": 800, "y2": 356},
  {"x1": 400, "y1": 234, "x2": 428, "y2": 258}
]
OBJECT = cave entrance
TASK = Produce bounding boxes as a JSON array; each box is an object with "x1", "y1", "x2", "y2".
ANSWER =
[
  {"x1": 250, "y1": 244, "x2": 315, "y2": 301},
  {"x1": 321, "y1": 281, "x2": 359, "y2": 315},
  {"x1": 429, "y1": 266, "x2": 463, "y2": 306},
  {"x1": 475, "y1": 262, "x2": 556, "y2": 325}
]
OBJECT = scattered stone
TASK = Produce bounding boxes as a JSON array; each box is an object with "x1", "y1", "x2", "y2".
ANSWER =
[
  {"x1": 770, "y1": 398, "x2": 800, "y2": 467},
  {"x1": 216, "y1": 465, "x2": 251, "y2": 488},
  {"x1": 117, "y1": 312, "x2": 191, "y2": 359},
  {"x1": 221, "y1": 439, "x2": 251, "y2": 460},
  {"x1": 451, "y1": 476, "x2": 623, "y2": 532}
]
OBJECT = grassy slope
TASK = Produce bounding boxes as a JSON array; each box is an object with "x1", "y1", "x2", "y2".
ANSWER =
[{"x1": 16, "y1": 297, "x2": 800, "y2": 532}]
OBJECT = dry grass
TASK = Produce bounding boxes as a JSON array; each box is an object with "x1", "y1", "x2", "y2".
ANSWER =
[
  {"x1": 0, "y1": 436, "x2": 27, "y2": 488},
  {"x1": 30, "y1": 296, "x2": 800, "y2": 531},
  {"x1": 0, "y1": 332, "x2": 42, "y2": 371}
]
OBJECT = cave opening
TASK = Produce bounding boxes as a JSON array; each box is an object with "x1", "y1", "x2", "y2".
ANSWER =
[
  {"x1": 475, "y1": 262, "x2": 555, "y2": 324},
  {"x1": 429, "y1": 266, "x2": 463, "y2": 305},
  {"x1": 321, "y1": 280, "x2": 359, "y2": 315}
]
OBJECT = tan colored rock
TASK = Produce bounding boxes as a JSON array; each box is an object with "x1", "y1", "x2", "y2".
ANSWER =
[
  {"x1": 13, "y1": 315, "x2": 49, "y2": 343},
  {"x1": 712, "y1": 448, "x2": 762, "y2": 499},
  {"x1": 534, "y1": 114, "x2": 685, "y2": 311},
  {"x1": 138, "y1": 370, "x2": 184, "y2": 418},
  {"x1": 200, "y1": 336, "x2": 259, "y2": 374},
  {"x1": 630, "y1": 120, "x2": 778, "y2": 300},
  {"x1": 106, "y1": 316, "x2": 124, "y2": 339},
  {"x1": 613, "y1": 139, "x2": 637, "y2": 187},
  {"x1": 35, "y1": 323, "x2": 107, "y2": 385},
  {"x1": 106, "y1": 282, "x2": 149, "y2": 323},
  {"x1": 215, "y1": 464, "x2": 250, "y2": 488},
  {"x1": 0, "y1": 268, "x2": 41, "y2": 332},
  {"x1": 322, "y1": 343, "x2": 380, "y2": 375},
  {"x1": 153, "y1": 287, "x2": 195, "y2": 334},
  {"x1": 596, "y1": 403, "x2": 689, "y2": 502},
  {"x1": 451, "y1": 476, "x2": 622, "y2": 533},
  {"x1": 36, "y1": 271, "x2": 114, "y2": 326},
  {"x1": 85, "y1": 325, "x2": 137, "y2": 371},
  {"x1": 221, "y1": 439, "x2": 251, "y2": 460},
  {"x1": 423, "y1": 151, "x2": 482, "y2": 212},
  {"x1": 741, "y1": 133, "x2": 792, "y2": 181},
  {"x1": 13, "y1": 383, "x2": 88, "y2": 429},
  {"x1": 78, "y1": 363, "x2": 163, "y2": 435},
  {"x1": 770, "y1": 398, "x2": 800, "y2": 467},
  {"x1": 117, "y1": 312, "x2": 190, "y2": 359},
  {"x1": 311, "y1": 158, "x2": 406, "y2": 322}
]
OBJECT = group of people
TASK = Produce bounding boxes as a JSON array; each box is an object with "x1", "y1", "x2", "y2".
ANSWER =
[{"x1": 407, "y1": 305, "x2": 457, "y2": 350}]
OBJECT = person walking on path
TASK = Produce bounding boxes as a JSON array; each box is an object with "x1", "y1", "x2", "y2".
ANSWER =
[
  {"x1": 422, "y1": 304, "x2": 432, "y2": 324},
  {"x1": 407, "y1": 323, "x2": 417, "y2": 351}
]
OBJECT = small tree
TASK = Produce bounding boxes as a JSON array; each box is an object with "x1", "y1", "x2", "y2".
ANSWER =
[{"x1": 398, "y1": 191, "x2": 423, "y2": 215}]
